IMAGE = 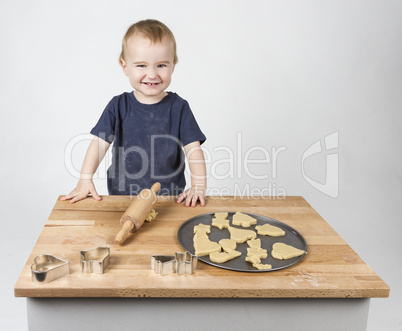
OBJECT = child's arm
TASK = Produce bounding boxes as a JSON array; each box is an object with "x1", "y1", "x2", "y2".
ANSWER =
[
  {"x1": 61, "y1": 136, "x2": 110, "y2": 204},
  {"x1": 177, "y1": 141, "x2": 207, "y2": 207}
]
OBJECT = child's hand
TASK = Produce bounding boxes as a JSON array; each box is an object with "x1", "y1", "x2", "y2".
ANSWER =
[
  {"x1": 60, "y1": 179, "x2": 101, "y2": 204},
  {"x1": 176, "y1": 185, "x2": 206, "y2": 207}
]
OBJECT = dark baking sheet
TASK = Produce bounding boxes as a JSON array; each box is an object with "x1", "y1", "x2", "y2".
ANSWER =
[{"x1": 177, "y1": 212, "x2": 307, "y2": 272}]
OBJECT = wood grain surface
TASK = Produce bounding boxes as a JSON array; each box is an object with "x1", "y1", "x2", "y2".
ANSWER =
[{"x1": 14, "y1": 195, "x2": 390, "y2": 298}]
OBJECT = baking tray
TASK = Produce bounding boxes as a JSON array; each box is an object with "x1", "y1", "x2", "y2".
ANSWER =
[{"x1": 177, "y1": 212, "x2": 307, "y2": 272}]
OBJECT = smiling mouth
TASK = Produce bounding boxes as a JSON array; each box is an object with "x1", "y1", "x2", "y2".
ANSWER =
[{"x1": 143, "y1": 82, "x2": 160, "y2": 86}]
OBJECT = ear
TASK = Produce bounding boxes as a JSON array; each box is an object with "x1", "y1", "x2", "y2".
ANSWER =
[
  {"x1": 120, "y1": 58, "x2": 128, "y2": 76},
  {"x1": 171, "y1": 63, "x2": 176, "y2": 74}
]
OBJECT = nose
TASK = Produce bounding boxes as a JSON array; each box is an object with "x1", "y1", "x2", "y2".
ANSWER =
[{"x1": 147, "y1": 67, "x2": 157, "y2": 79}]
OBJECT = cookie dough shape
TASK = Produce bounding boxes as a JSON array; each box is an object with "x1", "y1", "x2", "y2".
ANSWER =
[
  {"x1": 247, "y1": 238, "x2": 262, "y2": 249},
  {"x1": 271, "y1": 243, "x2": 305, "y2": 260},
  {"x1": 212, "y1": 218, "x2": 230, "y2": 230},
  {"x1": 246, "y1": 238, "x2": 270, "y2": 270},
  {"x1": 232, "y1": 212, "x2": 257, "y2": 227},
  {"x1": 194, "y1": 224, "x2": 211, "y2": 234},
  {"x1": 210, "y1": 250, "x2": 242, "y2": 263},
  {"x1": 214, "y1": 212, "x2": 228, "y2": 219},
  {"x1": 245, "y1": 255, "x2": 272, "y2": 270},
  {"x1": 228, "y1": 226, "x2": 257, "y2": 243},
  {"x1": 247, "y1": 247, "x2": 268, "y2": 259},
  {"x1": 245, "y1": 255, "x2": 261, "y2": 264},
  {"x1": 255, "y1": 223, "x2": 285, "y2": 237},
  {"x1": 219, "y1": 238, "x2": 237, "y2": 252},
  {"x1": 253, "y1": 263, "x2": 272, "y2": 270},
  {"x1": 193, "y1": 223, "x2": 211, "y2": 239},
  {"x1": 193, "y1": 229, "x2": 209, "y2": 239},
  {"x1": 194, "y1": 238, "x2": 221, "y2": 257}
]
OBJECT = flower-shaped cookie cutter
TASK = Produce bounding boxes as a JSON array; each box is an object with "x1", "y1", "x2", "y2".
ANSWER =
[
  {"x1": 80, "y1": 247, "x2": 110, "y2": 274},
  {"x1": 151, "y1": 251, "x2": 197, "y2": 276},
  {"x1": 31, "y1": 254, "x2": 70, "y2": 283}
]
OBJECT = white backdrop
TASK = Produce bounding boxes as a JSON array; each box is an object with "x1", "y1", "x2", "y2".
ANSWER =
[{"x1": 1, "y1": 1, "x2": 401, "y2": 330}]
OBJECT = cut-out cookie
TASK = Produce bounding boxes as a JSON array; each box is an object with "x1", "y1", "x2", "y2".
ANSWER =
[
  {"x1": 246, "y1": 238, "x2": 270, "y2": 270},
  {"x1": 271, "y1": 243, "x2": 305, "y2": 260},
  {"x1": 247, "y1": 247, "x2": 268, "y2": 259},
  {"x1": 194, "y1": 224, "x2": 211, "y2": 234},
  {"x1": 194, "y1": 237, "x2": 221, "y2": 257},
  {"x1": 255, "y1": 223, "x2": 285, "y2": 237},
  {"x1": 193, "y1": 228, "x2": 210, "y2": 239},
  {"x1": 245, "y1": 255, "x2": 272, "y2": 270},
  {"x1": 193, "y1": 223, "x2": 211, "y2": 239},
  {"x1": 253, "y1": 263, "x2": 272, "y2": 270},
  {"x1": 209, "y1": 250, "x2": 242, "y2": 263},
  {"x1": 228, "y1": 226, "x2": 257, "y2": 243},
  {"x1": 245, "y1": 255, "x2": 261, "y2": 264},
  {"x1": 247, "y1": 238, "x2": 262, "y2": 249},
  {"x1": 214, "y1": 212, "x2": 228, "y2": 219},
  {"x1": 232, "y1": 212, "x2": 257, "y2": 227},
  {"x1": 212, "y1": 218, "x2": 230, "y2": 230},
  {"x1": 219, "y1": 238, "x2": 237, "y2": 252}
]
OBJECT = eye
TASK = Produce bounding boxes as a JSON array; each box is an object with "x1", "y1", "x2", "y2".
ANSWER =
[
  {"x1": 136, "y1": 64, "x2": 146, "y2": 68},
  {"x1": 157, "y1": 64, "x2": 167, "y2": 68}
]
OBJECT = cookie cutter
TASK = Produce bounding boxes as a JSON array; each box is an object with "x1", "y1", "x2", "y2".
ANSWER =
[
  {"x1": 151, "y1": 251, "x2": 197, "y2": 276},
  {"x1": 151, "y1": 255, "x2": 176, "y2": 276},
  {"x1": 175, "y1": 251, "x2": 198, "y2": 275},
  {"x1": 31, "y1": 254, "x2": 70, "y2": 283},
  {"x1": 80, "y1": 247, "x2": 110, "y2": 274}
]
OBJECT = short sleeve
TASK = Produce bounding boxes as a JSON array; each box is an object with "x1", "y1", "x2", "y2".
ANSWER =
[
  {"x1": 179, "y1": 101, "x2": 206, "y2": 146},
  {"x1": 90, "y1": 99, "x2": 116, "y2": 144}
]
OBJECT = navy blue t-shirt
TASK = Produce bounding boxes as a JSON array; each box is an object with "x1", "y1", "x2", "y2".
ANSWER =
[{"x1": 90, "y1": 92, "x2": 206, "y2": 196}]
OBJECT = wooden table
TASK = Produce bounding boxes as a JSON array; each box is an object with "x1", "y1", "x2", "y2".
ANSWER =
[{"x1": 15, "y1": 196, "x2": 389, "y2": 330}]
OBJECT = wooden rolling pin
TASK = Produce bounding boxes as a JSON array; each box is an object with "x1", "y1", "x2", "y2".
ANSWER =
[{"x1": 115, "y1": 182, "x2": 160, "y2": 245}]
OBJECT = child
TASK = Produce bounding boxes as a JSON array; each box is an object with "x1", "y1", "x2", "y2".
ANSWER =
[{"x1": 62, "y1": 19, "x2": 207, "y2": 207}]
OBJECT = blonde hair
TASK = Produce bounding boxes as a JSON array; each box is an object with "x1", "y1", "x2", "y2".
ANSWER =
[{"x1": 120, "y1": 19, "x2": 178, "y2": 64}]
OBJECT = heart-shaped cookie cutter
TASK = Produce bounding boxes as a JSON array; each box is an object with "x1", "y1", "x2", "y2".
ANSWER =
[
  {"x1": 151, "y1": 251, "x2": 197, "y2": 276},
  {"x1": 31, "y1": 254, "x2": 70, "y2": 283},
  {"x1": 80, "y1": 247, "x2": 110, "y2": 274}
]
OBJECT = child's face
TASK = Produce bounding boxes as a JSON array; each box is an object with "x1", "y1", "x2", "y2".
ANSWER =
[{"x1": 121, "y1": 33, "x2": 175, "y2": 104}]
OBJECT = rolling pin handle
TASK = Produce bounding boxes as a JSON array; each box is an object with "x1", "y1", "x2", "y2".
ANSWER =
[
  {"x1": 115, "y1": 221, "x2": 134, "y2": 245},
  {"x1": 151, "y1": 182, "x2": 161, "y2": 194}
]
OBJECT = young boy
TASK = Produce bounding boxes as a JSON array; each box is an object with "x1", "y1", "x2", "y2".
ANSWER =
[{"x1": 62, "y1": 19, "x2": 207, "y2": 207}]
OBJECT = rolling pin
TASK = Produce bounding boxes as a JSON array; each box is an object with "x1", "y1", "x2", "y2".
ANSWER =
[{"x1": 115, "y1": 182, "x2": 160, "y2": 245}]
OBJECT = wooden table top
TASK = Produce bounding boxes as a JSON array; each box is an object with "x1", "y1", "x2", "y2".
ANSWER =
[{"x1": 14, "y1": 195, "x2": 389, "y2": 298}]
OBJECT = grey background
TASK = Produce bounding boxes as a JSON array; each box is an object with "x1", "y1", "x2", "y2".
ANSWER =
[{"x1": 1, "y1": 0, "x2": 401, "y2": 329}]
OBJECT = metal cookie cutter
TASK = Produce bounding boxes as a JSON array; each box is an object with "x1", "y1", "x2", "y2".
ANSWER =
[
  {"x1": 175, "y1": 251, "x2": 198, "y2": 275},
  {"x1": 151, "y1": 251, "x2": 197, "y2": 276},
  {"x1": 151, "y1": 255, "x2": 176, "y2": 276},
  {"x1": 80, "y1": 247, "x2": 110, "y2": 274},
  {"x1": 31, "y1": 254, "x2": 69, "y2": 284}
]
